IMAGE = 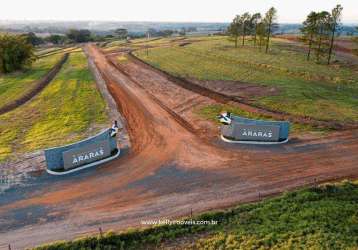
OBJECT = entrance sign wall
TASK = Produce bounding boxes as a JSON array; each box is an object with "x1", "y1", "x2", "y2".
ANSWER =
[
  {"x1": 45, "y1": 129, "x2": 118, "y2": 172},
  {"x1": 221, "y1": 115, "x2": 290, "y2": 143}
]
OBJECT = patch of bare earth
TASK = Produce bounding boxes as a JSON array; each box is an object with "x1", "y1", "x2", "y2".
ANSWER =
[{"x1": 107, "y1": 53, "x2": 221, "y2": 141}]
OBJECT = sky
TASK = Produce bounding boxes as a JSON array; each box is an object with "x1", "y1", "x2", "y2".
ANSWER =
[{"x1": 0, "y1": 0, "x2": 357, "y2": 23}]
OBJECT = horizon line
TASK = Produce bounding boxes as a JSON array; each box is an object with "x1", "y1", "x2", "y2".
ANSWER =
[{"x1": 0, "y1": 19, "x2": 357, "y2": 25}]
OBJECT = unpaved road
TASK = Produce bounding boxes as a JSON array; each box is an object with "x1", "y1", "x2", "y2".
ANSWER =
[{"x1": 0, "y1": 44, "x2": 357, "y2": 249}]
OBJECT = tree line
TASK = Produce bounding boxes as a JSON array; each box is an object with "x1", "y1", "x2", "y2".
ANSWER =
[
  {"x1": 228, "y1": 5, "x2": 347, "y2": 65},
  {"x1": 301, "y1": 5, "x2": 343, "y2": 64},
  {"x1": 24, "y1": 29, "x2": 94, "y2": 45},
  {"x1": 227, "y1": 7, "x2": 278, "y2": 53}
]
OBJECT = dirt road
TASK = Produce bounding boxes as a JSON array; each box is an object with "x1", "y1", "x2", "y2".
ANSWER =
[{"x1": 0, "y1": 44, "x2": 357, "y2": 249}]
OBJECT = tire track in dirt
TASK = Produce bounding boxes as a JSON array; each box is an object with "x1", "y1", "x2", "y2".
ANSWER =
[
  {"x1": 106, "y1": 57, "x2": 199, "y2": 136},
  {"x1": 107, "y1": 53, "x2": 219, "y2": 139}
]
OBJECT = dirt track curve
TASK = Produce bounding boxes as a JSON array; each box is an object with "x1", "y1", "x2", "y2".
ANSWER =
[{"x1": 0, "y1": 44, "x2": 357, "y2": 249}]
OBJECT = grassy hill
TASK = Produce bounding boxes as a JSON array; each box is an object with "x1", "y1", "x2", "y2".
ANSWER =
[
  {"x1": 0, "y1": 50, "x2": 108, "y2": 161},
  {"x1": 0, "y1": 53, "x2": 64, "y2": 111},
  {"x1": 33, "y1": 180, "x2": 358, "y2": 250},
  {"x1": 134, "y1": 36, "x2": 358, "y2": 124}
]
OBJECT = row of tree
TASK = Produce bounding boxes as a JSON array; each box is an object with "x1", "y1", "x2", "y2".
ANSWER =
[
  {"x1": 227, "y1": 7, "x2": 278, "y2": 53},
  {"x1": 21, "y1": 29, "x2": 96, "y2": 46},
  {"x1": 24, "y1": 32, "x2": 67, "y2": 46},
  {"x1": 301, "y1": 5, "x2": 343, "y2": 64}
]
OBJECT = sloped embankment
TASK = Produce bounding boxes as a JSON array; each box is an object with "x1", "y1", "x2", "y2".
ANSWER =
[{"x1": 0, "y1": 53, "x2": 69, "y2": 115}]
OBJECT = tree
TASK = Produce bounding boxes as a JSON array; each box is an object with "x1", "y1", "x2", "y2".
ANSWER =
[
  {"x1": 0, "y1": 34, "x2": 35, "y2": 73},
  {"x1": 23, "y1": 32, "x2": 44, "y2": 46},
  {"x1": 228, "y1": 15, "x2": 241, "y2": 48},
  {"x1": 251, "y1": 13, "x2": 262, "y2": 46},
  {"x1": 67, "y1": 29, "x2": 92, "y2": 43},
  {"x1": 314, "y1": 11, "x2": 330, "y2": 63},
  {"x1": 179, "y1": 28, "x2": 186, "y2": 36},
  {"x1": 301, "y1": 11, "x2": 319, "y2": 61},
  {"x1": 161, "y1": 30, "x2": 174, "y2": 37},
  {"x1": 46, "y1": 34, "x2": 66, "y2": 45},
  {"x1": 327, "y1": 4, "x2": 343, "y2": 64},
  {"x1": 264, "y1": 7, "x2": 278, "y2": 53},
  {"x1": 256, "y1": 21, "x2": 267, "y2": 51},
  {"x1": 114, "y1": 28, "x2": 128, "y2": 39},
  {"x1": 239, "y1": 12, "x2": 251, "y2": 46}
]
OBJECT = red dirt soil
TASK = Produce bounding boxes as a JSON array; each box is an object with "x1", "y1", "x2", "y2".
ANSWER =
[{"x1": 0, "y1": 44, "x2": 357, "y2": 249}]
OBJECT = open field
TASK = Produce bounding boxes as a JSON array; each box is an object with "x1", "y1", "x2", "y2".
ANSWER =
[
  {"x1": 0, "y1": 50, "x2": 108, "y2": 161},
  {"x1": 0, "y1": 53, "x2": 64, "y2": 111},
  {"x1": 102, "y1": 38, "x2": 166, "y2": 53},
  {"x1": 37, "y1": 47, "x2": 82, "y2": 58},
  {"x1": 33, "y1": 180, "x2": 358, "y2": 250},
  {"x1": 134, "y1": 36, "x2": 358, "y2": 124},
  {"x1": 34, "y1": 47, "x2": 63, "y2": 56},
  {"x1": 103, "y1": 37, "x2": 203, "y2": 53}
]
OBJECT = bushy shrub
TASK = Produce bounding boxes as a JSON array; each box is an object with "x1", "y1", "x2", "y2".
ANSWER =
[{"x1": 0, "y1": 34, "x2": 35, "y2": 73}]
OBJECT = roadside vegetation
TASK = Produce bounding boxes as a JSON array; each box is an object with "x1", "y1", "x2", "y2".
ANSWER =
[
  {"x1": 0, "y1": 50, "x2": 108, "y2": 161},
  {"x1": 134, "y1": 36, "x2": 358, "y2": 123},
  {"x1": 33, "y1": 180, "x2": 358, "y2": 250}
]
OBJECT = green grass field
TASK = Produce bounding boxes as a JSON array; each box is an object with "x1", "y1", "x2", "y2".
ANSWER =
[
  {"x1": 134, "y1": 36, "x2": 358, "y2": 123},
  {"x1": 0, "y1": 50, "x2": 108, "y2": 161},
  {"x1": 33, "y1": 180, "x2": 358, "y2": 250},
  {"x1": 35, "y1": 47, "x2": 63, "y2": 56},
  {"x1": 0, "y1": 53, "x2": 63, "y2": 110},
  {"x1": 103, "y1": 37, "x2": 181, "y2": 52}
]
